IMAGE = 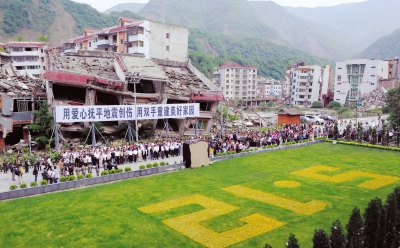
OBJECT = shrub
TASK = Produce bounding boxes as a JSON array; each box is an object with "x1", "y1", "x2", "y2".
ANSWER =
[
  {"x1": 255, "y1": 148, "x2": 258, "y2": 151},
  {"x1": 152, "y1": 162, "x2": 159, "y2": 167},
  {"x1": 174, "y1": 161, "x2": 177, "y2": 164},
  {"x1": 30, "y1": 181, "x2": 38, "y2": 187},
  {"x1": 327, "y1": 101, "x2": 341, "y2": 109},
  {"x1": 139, "y1": 165, "x2": 146, "y2": 170},
  {"x1": 68, "y1": 175, "x2": 76, "y2": 181},
  {"x1": 19, "y1": 183, "x2": 27, "y2": 189},
  {"x1": 124, "y1": 166, "x2": 132, "y2": 172},
  {"x1": 146, "y1": 163, "x2": 152, "y2": 168},
  {"x1": 86, "y1": 173, "x2": 93, "y2": 178},
  {"x1": 117, "y1": 168, "x2": 124, "y2": 173},
  {"x1": 101, "y1": 170, "x2": 109, "y2": 176},
  {"x1": 77, "y1": 174, "x2": 84, "y2": 180},
  {"x1": 9, "y1": 184, "x2": 18, "y2": 190},
  {"x1": 109, "y1": 169, "x2": 116, "y2": 174},
  {"x1": 160, "y1": 161, "x2": 166, "y2": 166},
  {"x1": 59, "y1": 176, "x2": 67, "y2": 182},
  {"x1": 166, "y1": 162, "x2": 169, "y2": 165},
  {"x1": 40, "y1": 180, "x2": 48, "y2": 185},
  {"x1": 311, "y1": 101, "x2": 323, "y2": 108}
]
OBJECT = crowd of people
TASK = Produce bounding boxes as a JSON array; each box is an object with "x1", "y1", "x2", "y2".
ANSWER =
[
  {"x1": 208, "y1": 122, "x2": 329, "y2": 156},
  {"x1": 0, "y1": 139, "x2": 185, "y2": 185}
]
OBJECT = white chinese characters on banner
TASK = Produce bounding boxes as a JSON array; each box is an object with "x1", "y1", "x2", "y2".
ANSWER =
[{"x1": 55, "y1": 104, "x2": 200, "y2": 123}]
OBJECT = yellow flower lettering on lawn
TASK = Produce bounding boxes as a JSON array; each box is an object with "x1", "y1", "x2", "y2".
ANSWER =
[
  {"x1": 138, "y1": 194, "x2": 285, "y2": 248},
  {"x1": 223, "y1": 185, "x2": 326, "y2": 216},
  {"x1": 291, "y1": 165, "x2": 399, "y2": 189}
]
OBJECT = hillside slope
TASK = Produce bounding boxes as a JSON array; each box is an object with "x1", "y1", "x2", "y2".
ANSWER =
[
  {"x1": 104, "y1": 3, "x2": 145, "y2": 14},
  {"x1": 189, "y1": 29, "x2": 332, "y2": 80},
  {"x1": 356, "y1": 29, "x2": 400, "y2": 60},
  {"x1": 138, "y1": 0, "x2": 356, "y2": 60},
  {"x1": 285, "y1": 0, "x2": 400, "y2": 50}
]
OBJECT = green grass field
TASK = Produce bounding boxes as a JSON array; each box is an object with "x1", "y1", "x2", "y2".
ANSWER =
[{"x1": 0, "y1": 143, "x2": 399, "y2": 248}]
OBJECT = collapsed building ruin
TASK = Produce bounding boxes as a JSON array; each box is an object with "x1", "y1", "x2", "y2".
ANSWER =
[
  {"x1": 0, "y1": 62, "x2": 47, "y2": 149},
  {"x1": 43, "y1": 50, "x2": 223, "y2": 139}
]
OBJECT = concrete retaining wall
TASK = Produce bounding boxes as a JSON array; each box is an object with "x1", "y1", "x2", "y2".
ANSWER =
[{"x1": 0, "y1": 140, "x2": 325, "y2": 201}]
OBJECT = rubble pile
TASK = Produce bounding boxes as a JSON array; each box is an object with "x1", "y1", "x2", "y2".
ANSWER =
[
  {"x1": 49, "y1": 52, "x2": 119, "y2": 81},
  {"x1": 162, "y1": 67, "x2": 210, "y2": 96},
  {"x1": 361, "y1": 88, "x2": 386, "y2": 110},
  {"x1": 0, "y1": 65, "x2": 44, "y2": 96}
]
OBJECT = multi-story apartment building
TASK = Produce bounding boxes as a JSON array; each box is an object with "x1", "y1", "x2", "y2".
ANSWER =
[
  {"x1": 285, "y1": 65, "x2": 331, "y2": 108},
  {"x1": 1, "y1": 42, "x2": 47, "y2": 78},
  {"x1": 334, "y1": 59, "x2": 389, "y2": 106},
  {"x1": 257, "y1": 78, "x2": 282, "y2": 97},
  {"x1": 61, "y1": 17, "x2": 189, "y2": 62},
  {"x1": 212, "y1": 63, "x2": 258, "y2": 100}
]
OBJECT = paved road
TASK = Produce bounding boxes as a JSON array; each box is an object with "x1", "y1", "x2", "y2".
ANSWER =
[{"x1": 0, "y1": 155, "x2": 184, "y2": 193}]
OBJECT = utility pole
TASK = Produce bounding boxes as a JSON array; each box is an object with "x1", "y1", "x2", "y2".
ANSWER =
[{"x1": 220, "y1": 86, "x2": 224, "y2": 138}]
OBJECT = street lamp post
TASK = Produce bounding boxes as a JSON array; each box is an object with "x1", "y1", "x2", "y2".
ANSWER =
[{"x1": 127, "y1": 72, "x2": 141, "y2": 142}]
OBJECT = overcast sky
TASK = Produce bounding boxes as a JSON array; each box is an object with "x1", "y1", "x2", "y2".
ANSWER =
[{"x1": 73, "y1": 0, "x2": 367, "y2": 12}]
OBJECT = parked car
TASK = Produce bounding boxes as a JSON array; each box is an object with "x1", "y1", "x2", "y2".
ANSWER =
[
  {"x1": 305, "y1": 115, "x2": 325, "y2": 125},
  {"x1": 320, "y1": 115, "x2": 335, "y2": 122},
  {"x1": 300, "y1": 116, "x2": 312, "y2": 124}
]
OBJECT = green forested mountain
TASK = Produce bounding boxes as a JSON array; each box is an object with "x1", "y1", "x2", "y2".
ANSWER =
[
  {"x1": 0, "y1": 0, "x2": 140, "y2": 44},
  {"x1": 188, "y1": 29, "x2": 332, "y2": 80},
  {"x1": 138, "y1": 0, "x2": 356, "y2": 60},
  {"x1": 285, "y1": 0, "x2": 400, "y2": 51},
  {"x1": 356, "y1": 29, "x2": 400, "y2": 60}
]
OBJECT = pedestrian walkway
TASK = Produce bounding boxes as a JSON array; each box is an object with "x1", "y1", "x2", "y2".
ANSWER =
[{"x1": 0, "y1": 155, "x2": 183, "y2": 193}]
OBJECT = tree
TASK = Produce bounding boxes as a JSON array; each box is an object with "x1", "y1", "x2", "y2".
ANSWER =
[
  {"x1": 311, "y1": 101, "x2": 323, "y2": 108},
  {"x1": 330, "y1": 219, "x2": 346, "y2": 248},
  {"x1": 313, "y1": 229, "x2": 331, "y2": 248},
  {"x1": 382, "y1": 87, "x2": 400, "y2": 129},
  {"x1": 328, "y1": 101, "x2": 341, "y2": 109},
  {"x1": 36, "y1": 35, "x2": 49, "y2": 42},
  {"x1": 287, "y1": 233, "x2": 300, "y2": 248},
  {"x1": 345, "y1": 124, "x2": 351, "y2": 142},
  {"x1": 346, "y1": 207, "x2": 364, "y2": 248},
  {"x1": 264, "y1": 243, "x2": 273, "y2": 248},
  {"x1": 333, "y1": 121, "x2": 339, "y2": 140},
  {"x1": 28, "y1": 102, "x2": 54, "y2": 149},
  {"x1": 259, "y1": 101, "x2": 267, "y2": 111},
  {"x1": 363, "y1": 198, "x2": 383, "y2": 248},
  {"x1": 17, "y1": 35, "x2": 23, "y2": 41}
]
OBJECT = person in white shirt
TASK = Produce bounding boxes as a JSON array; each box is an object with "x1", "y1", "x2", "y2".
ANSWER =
[{"x1": 52, "y1": 166, "x2": 59, "y2": 183}]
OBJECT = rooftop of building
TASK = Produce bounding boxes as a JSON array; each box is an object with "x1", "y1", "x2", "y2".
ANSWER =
[
  {"x1": 4, "y1": 42, "x2": 45, "y2": 48},
  {"x1": 217, "y1": 62, "x2": 257, "y2": 70}
]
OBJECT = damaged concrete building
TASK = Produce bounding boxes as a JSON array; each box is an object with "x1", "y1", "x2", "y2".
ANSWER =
[
  {"x1": 0, "y1": 63, "x2": 47, "y2": 150},
  {"x1": 43, "y1": 50, "x2": 223, "y2": 138}
]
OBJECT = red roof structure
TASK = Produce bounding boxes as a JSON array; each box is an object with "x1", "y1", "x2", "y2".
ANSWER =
[{"x1": 5, "y1": 42, "x2": 45, "y2": 48}]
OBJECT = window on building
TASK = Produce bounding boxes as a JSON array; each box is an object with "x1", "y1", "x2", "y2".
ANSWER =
[
  {"x1": 338, "y1": 67, "x2": 342, "y2": 69},
  {"x1": 89, "y1": 42, "x2": 91, "y2": 47},
  {"x1": 120, "y1": 21, "x2": 124, "y2": 27},
  {"x1": 120, "y1": 39, "x2": 124, "y2": 44},
  {"x1": 43, "y1": 66, "x2": 46, "y2": 70},
  {"x1": 371, "y1": 75, "x2": 375, "y2": 77},
  {"x1": 105, "y1": 48, "x2": 108, "y2": 51},
  {"x1": 226, "y1": 91, "x2": 229, "y2": 95},
  {"x1": 226, "y1": 74, "x2": 229, "y2": 78},
  {"x1": 166, "y1": 33, "x2": 170, "y2": 38},
  {"x1": 41, "y1": 49, "x2": 43, "y2": 53},
  {"x1": 371, "y1": 66, "x2": 376, "y2": 68},
  {"x1": 166, "y1": 46, "x2": 169, "y2": 51},
  {"x1": 15, "y1": 66, "x2": 26, "y2": 70},
  {"x1": 94, "y1": 37, "x2": 98, "y2": 43},
  {"x1": 337, "y1": 75, "x2": 341, "y2": 81}
]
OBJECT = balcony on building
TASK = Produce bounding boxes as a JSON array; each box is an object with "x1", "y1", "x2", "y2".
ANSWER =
[
  {"x1": 127, "y1": 26, "x2": 145, "y2": 42},
  {"x1": 63, "y1": 43, "x2": 76, "y2": 53},
  {"x1": 10, "y1": 47, "x2": 40, "y2": 56},
  {"x1": 127, "y1": 40, "x2": 145, "y2": 54},
  {"x1": 95, "y1": 35, "x2": 110, "y2": 46}
]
